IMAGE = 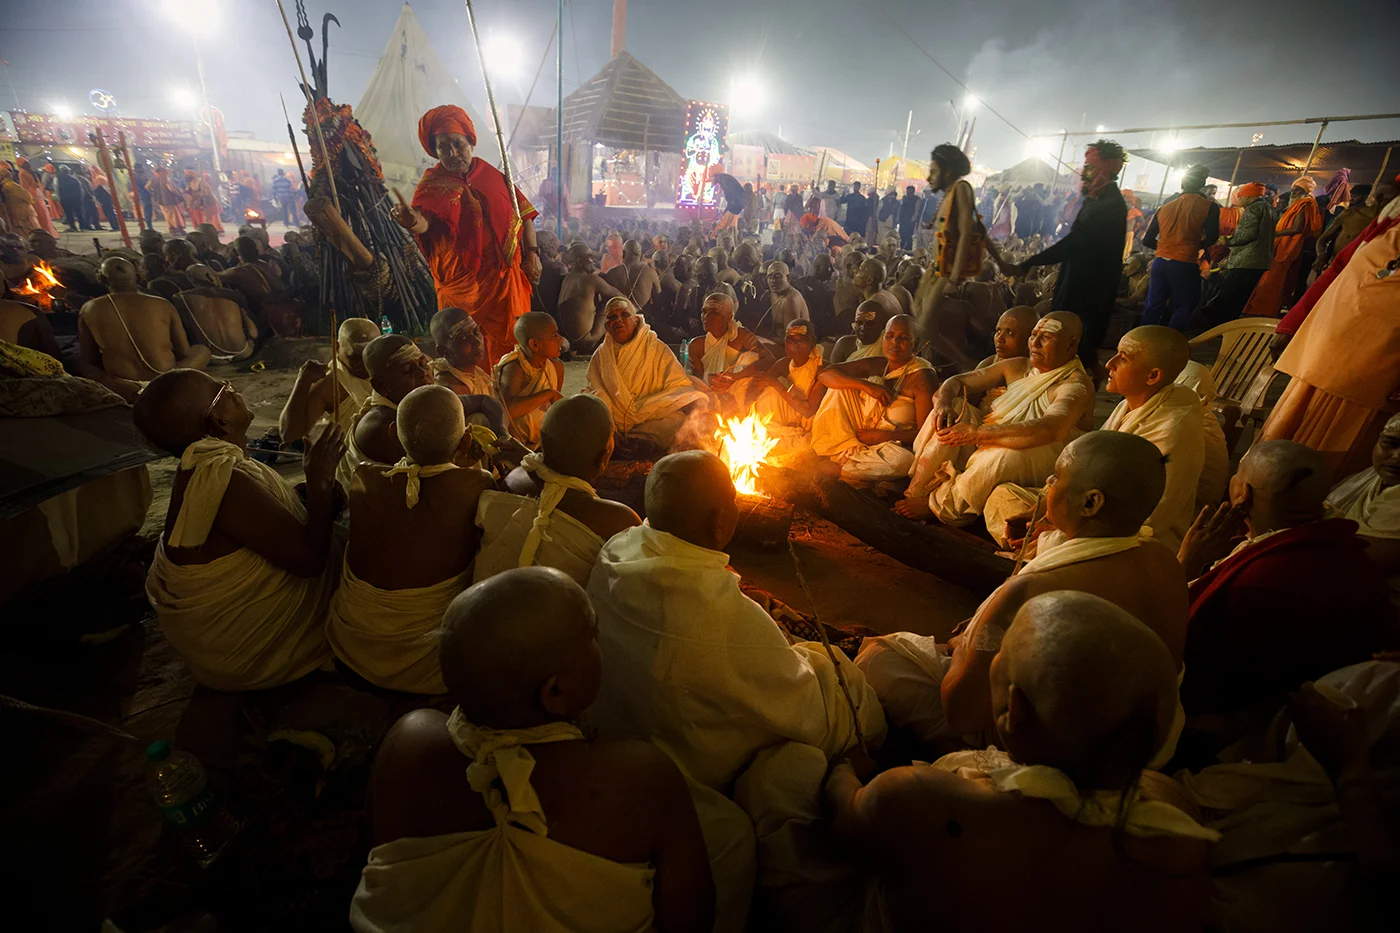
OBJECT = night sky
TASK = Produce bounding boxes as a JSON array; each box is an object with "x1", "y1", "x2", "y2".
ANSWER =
[{"x1": 7, "y1": 0, "x2": 1399, "y2": 174}]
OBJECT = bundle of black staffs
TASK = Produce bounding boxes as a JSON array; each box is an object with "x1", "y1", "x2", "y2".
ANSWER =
[{"x1": 300, "y1": 100, "x2": 438, "y2": 336}]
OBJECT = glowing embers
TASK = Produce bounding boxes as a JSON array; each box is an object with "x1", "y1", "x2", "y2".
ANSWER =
[{"x1": 715, "y1": 411, "x2": 779, "y2": 497}]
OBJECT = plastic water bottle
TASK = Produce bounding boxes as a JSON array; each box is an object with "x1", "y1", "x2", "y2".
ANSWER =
[
  {"x1": 679, "y1": 339, "x2": 689, "y2": 370},
  {"x1": 146, "y1": 740, "x2": 237, "y2": 866},
  {"x1": 379, "y1": 314, "x2": 394, "y2": 335}
]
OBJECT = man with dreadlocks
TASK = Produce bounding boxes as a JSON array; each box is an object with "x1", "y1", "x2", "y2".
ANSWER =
[{"x1": 1002, "y1": 140, "x2": 1130, "y2": 381}]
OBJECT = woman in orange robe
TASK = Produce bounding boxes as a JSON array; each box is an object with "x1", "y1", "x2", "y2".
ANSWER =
[
  {"x1": 15, "y1": 158, "x2": 57, "y2": 237},
  {"x1": 1259, "y1": 223, "x2": 1400, "y2": 479},
  {"x1": 393, "y1": 105, "x2": 540, "y2": 365},
  {"x1": 1243, "y1": 177, "x2": 1324, "y2": 317}
]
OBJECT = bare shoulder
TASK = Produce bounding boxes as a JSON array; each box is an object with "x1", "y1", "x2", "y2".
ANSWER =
[
  {"x1": 686, "y1": 334, "x2": 705, "y2": 355},
  {"x1": 1137, "y1": 538, "x2": 1188, "y2": 582},
  {"x1": 560, "y1": 491, "x2": 641, "y2": 540},
  {"x1": 504, "y1": 465, "x2": 540, "y2": 496},
  {"x1": 734, "y1": 326, "x2": 762, "y2": 349},
  {"x1": 907, "y1": 367, "x2": 938, "y2": 393},
  {"x1": 549, "y1": 359, "x2": 564, "y2": 382}
]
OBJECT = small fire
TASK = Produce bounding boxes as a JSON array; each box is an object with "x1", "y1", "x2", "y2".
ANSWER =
[
  {"x1": 716, "y1": 412, "x2": 779, "y2": 497},
  {"x1": 14, "y1": 261, "x2": 60, "y2": 310}
]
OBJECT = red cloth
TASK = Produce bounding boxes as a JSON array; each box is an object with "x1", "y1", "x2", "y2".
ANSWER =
[
  {"x1": 417, "y1": 105, "x2": 477, "y2": 157},
  {"x1": 1277, "y1": 215, "x2": 1399, "y2": 336},
  {"x1": 1182, "y1": 519, "x2": 1398, "y2": 717},
  {"x1": 412, "y1": 158, "x2": 537, "y2": 365}
]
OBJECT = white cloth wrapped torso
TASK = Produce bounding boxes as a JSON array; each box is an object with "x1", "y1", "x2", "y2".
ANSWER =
[
  {"x1": 701, "y1": 320, "x2": 760, "y2": 382},
  {"x1": 492, "y1": 347, "x2": 561, "y2": 448},
  {"x1": 472, "y1": 455, "x2": 608, "y2": 588},
  {"x1": 326, "y1": 553, "x2": 465, "y2": 695},
  {"x1": 431, "y1": 358, "x2": 493, "y2": 396},
  {"x1": 585, "y1": 317, "x2": 708, "y2": 432},
  {"x1": 586, "y1": 523, "x2": 885, "y2": 791},
  {"x1": 145, "y1": 438, "x2": 334, "y2": 691},
  {"x1": 810, "y1": 356, "x2": 931, "y2": 462},
  {"x1": 349, "y1": 711, "x2": 657, "y2": 933},
  {"x1": 1328, "y1": 467, "x2": 1400, "y2": 608},
  {"x1": 332, "y1": 368, "x2": 376, "y2": 490},
  {"x1": 1102, "y1": 383, "x2": 1207, "y2": 553}
]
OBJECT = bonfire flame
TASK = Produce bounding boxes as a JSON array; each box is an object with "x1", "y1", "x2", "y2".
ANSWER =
[
  {"x1": 15, "y1": 261, "x2": 60, "y2": 310},
  {"x1": 716, "y1": 412, "x2": 780, "y2": 497}
]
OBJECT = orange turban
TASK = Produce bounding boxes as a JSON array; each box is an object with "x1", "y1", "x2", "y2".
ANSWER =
[
  {"x1": 1291, "y1": 176, "x2": 1317, "y2": 194},
  {"x1": 1233, "y1": 183, "x2": 1267, "y2": 204},
  {"x1": 417, "y1": 105, "x2": 477, "y2": 157}
]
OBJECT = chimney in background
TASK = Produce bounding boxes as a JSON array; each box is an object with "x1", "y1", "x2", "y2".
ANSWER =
[{"x1": 611, "y1": 0, "x2": 627, "y2": 59}]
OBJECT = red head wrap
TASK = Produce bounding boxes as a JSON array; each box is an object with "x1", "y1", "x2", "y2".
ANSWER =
[
  {"x1": 1082, "y1": 145, "x2": 1124, "y2": 197},
  {"x1": 1233, "y1": 183, "x2": 1267, "y2": 204},
  {"x1": 417, "y1": 105, "x2": 477, "y2": 157}
]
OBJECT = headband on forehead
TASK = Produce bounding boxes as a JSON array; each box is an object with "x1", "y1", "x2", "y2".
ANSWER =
[
  {"x1": 855, "y1": 308, "x2": 878, "y2": 322},
  {"x1": 447, "y1": 318, "x2": 479, "y2": 340},
  {"x1": 785, "y1": 321, "x2": 813, "y2": 339},
  {"x1": 387, "y1": 343, "x2": 426, "y2": 365}
]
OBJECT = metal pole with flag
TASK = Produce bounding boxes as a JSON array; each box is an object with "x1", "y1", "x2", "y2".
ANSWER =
[{"x1": 463, "y1": 0, "x2": 524, "y2": 265}]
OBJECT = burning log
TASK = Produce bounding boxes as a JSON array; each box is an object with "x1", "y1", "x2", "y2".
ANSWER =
[
  {"x1": 762, "y1": 466, "x2": 1014, "y2": 595},
  {"x1": 733, "y1": 493, "x2": 794, "y2": 550},
  {"x1": 13, "y1": 261, "x2": 62, "y2": 311}
]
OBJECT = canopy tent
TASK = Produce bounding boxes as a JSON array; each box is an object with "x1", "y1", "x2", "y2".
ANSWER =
[
  {"x1": 727, "y1": 130, "x2": 812, "y2": 157},
  {"x1": 985, "y1": 156, "x2": 1078, "y2": 189},
  {"x1": 354, "y1": 3, "x2": 490, "y2": 185},
  {"x1": 558, "y1": 51, "x2": 687, "y2": 153},
  {"x1": 809, "y1": 147, "x2": 873, "y2": 185},
  {"x1": 1129, "y1": 139, "x2": 1399, "y2": 191}
]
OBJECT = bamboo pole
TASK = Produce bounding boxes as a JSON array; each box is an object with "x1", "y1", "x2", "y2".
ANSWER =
[
  {"x1": 1374, "y1": 147, "x2": 1392, "y2": 188},
  {"x1": 117, "y1": 131, "x2": 146, "y2": 232},
  {"x1": 1225, "y1": 148, "x2": 1243, "y2": 204},
  {"x1": 92, "y1": 130, "x2": 132, "y2": 249},
  {"x1": 463, "y1": 0, "x2": 524, "y2": 265},
  {"x1": 1301, "y1": 121, "x2": 1329, "y2": 176},
  {"x1": 272, "y1": 0, "x2": 339, "y2": 210},
  {"x1": 1053, "y1": 131, "x2": 1068, "y2": 192}
]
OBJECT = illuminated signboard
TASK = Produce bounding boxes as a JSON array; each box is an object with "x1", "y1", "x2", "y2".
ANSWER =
[{"x1": 676, "y1": 100, "x2": 728, "y2": 207}]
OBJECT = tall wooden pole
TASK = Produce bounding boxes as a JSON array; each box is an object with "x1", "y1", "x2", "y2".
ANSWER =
[
  {"x1": 272, "y1": 0, "x2": 339, "y2": 210},
  {"x1": 556, "y1": 0, "x2": 564, "y2": 238},
  {"x1": 1225, "y1": 149, "x2": 1243, "y2": 205},
  {"x1": 118, "y1": 131, "x2": 146, "y2": 231},
  {"x1": 1052, "y1": 131, "x2": 1068, "y2": 192},
  {"x1": 463, "y1": 0, "x2": 523, "y2": 264},
  {"x1": 92, "y1": 130, "x2": 132, "y2": 249},
  {"x1": 1301, "y1": 120, "x2": 1328, "y2": 177},
  {"x1": 1376, "y1": 147, "x2": 1394, "y2": 188}
]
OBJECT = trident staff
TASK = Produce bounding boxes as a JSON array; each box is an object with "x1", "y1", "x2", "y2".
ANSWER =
[{"x1": 462, "y1": 0, "x2": 523, "y2": 265}]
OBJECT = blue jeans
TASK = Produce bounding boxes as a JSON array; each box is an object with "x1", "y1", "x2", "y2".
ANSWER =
[{"x1": 1142, "y1": 257, "x2": 1202, "y2": 332}]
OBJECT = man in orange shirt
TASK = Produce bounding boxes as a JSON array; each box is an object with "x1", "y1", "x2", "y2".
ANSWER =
[
  {"x1": 1244, "y1": 177, "x2": 1324, "y2": 318},
  {"x1": 1141, "y1": 165, "x2": 1219, "y2": 332}
]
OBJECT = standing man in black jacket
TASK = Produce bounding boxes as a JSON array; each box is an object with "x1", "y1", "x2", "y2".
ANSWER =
[{"x1": 1001, "y1": 139, "x2": 1129, "y2": 382}]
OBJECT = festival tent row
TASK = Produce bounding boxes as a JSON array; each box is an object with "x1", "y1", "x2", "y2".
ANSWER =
[{"x1": 1129, "y1": 138, "x2": 1400, "y2": 193}]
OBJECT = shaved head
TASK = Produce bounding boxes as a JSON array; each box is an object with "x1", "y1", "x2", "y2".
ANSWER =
[
  {"x1": 186, "y1": 263, "x2": 218, "y2": 288},
  {"x1": 1051, "y1": 431, "x2": 1167, "y2": 536},
  {"x1": 339, "y1": 317, "x2": 381, "y2": 346},
  {"x1": 1111, "y1": 325, "x2": 1191, "y2": 394},
  {"x1": 428, "y1": 307, "x2": 473, "y2": 348},
  {"x1": 622, "y1": 239, "x2": 643, "y2": 261},
  {"x1": 98, "y1": 255, "x2": 138, "y2": 290},
  {"x1": 1000, "y1": 305, "x2": 1038, "y2": 332},
  {"x1": 1029, "y1": 312, "x2": 1083, "y2": 370},
  {"x1": 994, "y1": 305, "x2": 1039, "y2": 359},
  {"x1": 439, "y1": 567, "x2": 601, "y2": 725},
  {"x1": 994, "y1": 591, "x2": 1178, "y2": 786},
  {"x1": 132, "y1": 369, "x2": 221, "y2": 456},
  {"x1": 1236, "y1": 440, "x2": 1330, "y2": 526},
  {"x1": 541, "y1": 394, "x2": 614, "y2": 478},
  {"x1": 513, "y1": 311, "x2": 556, "y2": 347},
  {"x1": 397, "y1": 384, "x2": 465, "y2": 465},
  {"x1": 363, "y1": 334, "x2": 422, "y2": 379},
  {"x1": 646, "y1": 450, "x2": 738, "y2": 551},
  {"x1": 857, "y1": 258, "x2": 887, "y2": 288}
]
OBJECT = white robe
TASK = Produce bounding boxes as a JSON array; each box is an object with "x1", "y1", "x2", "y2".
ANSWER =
[
  {"x1": 492, "y1": 347, "x2": 561, "y2": 448},
  {"x1": 333, "y1": 367, "x2": 375, "y2": 491},
  {"x1": 701, "y1": 320, "x2": 761, "y2": 383},
  {"x1": 1328, "y1": 467, "x2": 1400, "y2": 608},
  {"x1": 431, "y1": 358, "x2": 493, "y2": 396},
  {"x1": 907, "y1": 358, "x2": 1088, "y2": 525},
  {"x1": 585, "y1": 317, "x2": 707, "y2": 433},
  {"x1": 748, "y1": 349, "x2": 823, "y2": 465},
  {"x1": 1176, "y1": 360, "x2": 1230, "y2": 507},
  {"x1": 586, "y1": 523, "x2": 886, "y2": 932},
  {"x1": 326, "y1": 555, "x2": 464, "y2": 695},
  {"x1": 810, "y1": 356, "x2": 933, "y2": 481},
  {"x1": 350, "y1": 712, "x2": 656, "y2": 933},
  {"x1": 145, "y1": 438, "x2": 334, "y2": 691},
  {"x1": 1102, "y1": 383, "x2": 1207, "y2": 553}
]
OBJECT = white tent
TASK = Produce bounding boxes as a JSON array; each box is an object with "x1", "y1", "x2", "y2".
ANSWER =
[{"x1": 355, "y1": 3, "x2": 492, "y2": 185}]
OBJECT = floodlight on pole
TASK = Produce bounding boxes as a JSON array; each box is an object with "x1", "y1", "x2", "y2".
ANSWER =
[
  {"x1": 1095, "y1": 124, "x2": 1106, "y2": 133},
  {"x1": 962, "y1": 93, "x2": 980, "y2": 111},
  {"x1": 165, "y1": 0, "x2": 222, "y2": 175},
  {"x1": 171, "y1": 86, "x2": 198, "y2": 109},
  {"x1": 729, "y1": 74, "x2": 767, "y2": 122},
  {"x1": 52, "y1": 102, "x2": 74, "y2": 120},
  {"x1": 483, "y1": 34, "x2": 523, "y2": 78}
]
